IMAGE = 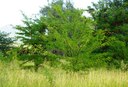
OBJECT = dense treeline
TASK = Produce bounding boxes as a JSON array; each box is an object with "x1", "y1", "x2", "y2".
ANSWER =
[
  {"x1": 88, "y1": 0, "x2": 128, "y2": 68},
  {"x1": 0, "y1": 0, "x2": 128, "y2": 71}
]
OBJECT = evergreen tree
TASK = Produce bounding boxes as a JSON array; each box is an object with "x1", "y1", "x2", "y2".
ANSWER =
[
  {"x1": 0, "y1": 31, "x2": 14, "y2": 54},
  {"x1": 88, "y1": 0, "x2": 128, "y2": 67}
]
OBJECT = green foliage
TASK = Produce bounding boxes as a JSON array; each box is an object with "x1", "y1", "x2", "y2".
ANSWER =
[
  {"x1": 16, "y1": 44, "x2": 55, "y2": 71},
  {"x1": 0, "y1": 52, "x2": 4, "y2": 60},
  {"x1": 14, "y1": 0, "x2": 128, "y2": 71},
  {"x1": 15, "y1": 0, "x2": 108, "y2": 71},
  {"x1": 88, "y1": 0, "x2": 128, "y2": 68},
  {"x1": 15, "y1": 11, "x2": 49, "y2": 71},
  {"x1": 0, "y1": 31, "x2": 14, "y2": 54},
  {"x1": 39, "y1": 0, "x2": 108, "y2": 71}
]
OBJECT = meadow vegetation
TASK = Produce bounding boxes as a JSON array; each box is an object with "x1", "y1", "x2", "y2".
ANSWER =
[{"x1": 0, "y1": 61, "x2": 128, "y2": 87}]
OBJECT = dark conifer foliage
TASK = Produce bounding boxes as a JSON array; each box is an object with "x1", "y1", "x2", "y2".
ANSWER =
[
  {"x1": 0, "y1": 31, "x2": 14, "y2": 54},
  {"x1": 88, "y1": 0, "x2": 128, "y2": 67}
]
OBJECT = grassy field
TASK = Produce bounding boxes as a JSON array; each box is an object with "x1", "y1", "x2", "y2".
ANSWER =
[{"x1": 0, "y1": 61, "x2": 128, "y2": 87}]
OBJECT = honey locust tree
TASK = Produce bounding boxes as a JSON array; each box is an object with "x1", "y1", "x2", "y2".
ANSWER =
[
  {"x1": 15, "y1": 13, "x2": 51, "y2": 71},
  {"x1": 40, "y1": 0, "x2": 106, "y2": 71},
  {"x1": 16, "y1": 0, "x2": 107, "y2": 71}
]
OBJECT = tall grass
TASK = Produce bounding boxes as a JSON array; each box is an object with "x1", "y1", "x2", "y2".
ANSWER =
[{"x1": 0, "y1": 61, "x2": 128, "y2": 87}]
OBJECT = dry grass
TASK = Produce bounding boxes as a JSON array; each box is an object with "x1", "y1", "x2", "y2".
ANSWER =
[{"x1": 0, "y1": 61, "x2": 128, "y2": 87}]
